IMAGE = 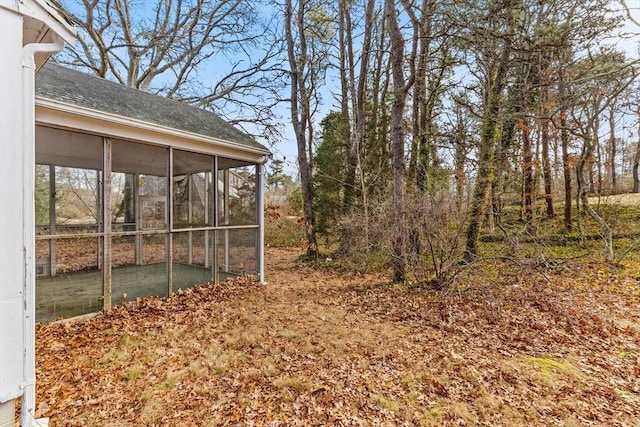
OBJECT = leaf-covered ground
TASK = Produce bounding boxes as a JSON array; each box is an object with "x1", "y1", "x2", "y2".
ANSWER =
[{"x1": 26, "y1": 247, "x2": 640, "y2": 426}]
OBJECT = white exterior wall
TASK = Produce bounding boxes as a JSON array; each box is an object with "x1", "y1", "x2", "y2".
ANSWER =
[{"x1": 0, "y1": 3, "x2": 27, "y2": 403}]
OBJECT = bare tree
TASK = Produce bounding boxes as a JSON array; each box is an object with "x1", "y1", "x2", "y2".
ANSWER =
[
  {"x1": 462, "y1": 0, "x2": 517, "y2": 261},
  {"x1": 338, "y1": 0, "x2": 378, "y2": 246},
  {"x1": 386, "y1": 0, "x2": 416, "y2": 282},
  {"x1": 564, "y1": 52, "x2": 636, "y2": 261},
  {"x1": 608, "y1": 101, "x2": 619, "y2": 191},
  {"x1": 618, "y1": 0, "x2": 640, "y2": 27},
  {"x1": 634, "y1": 130, "x2": 640, "y2": 193},
  {"x1": 632, "y1": 97, "x2": 640, "y2": 193},
  {"x1": 284, "y1": 0, "x2": 333, "y2": 257},
  {"x1": 57, "y1": 0, "x2": 285, "y2": 140}
]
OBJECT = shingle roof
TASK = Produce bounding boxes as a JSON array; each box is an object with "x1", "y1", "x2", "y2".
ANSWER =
[{"x1": 35, "y1": 63, "x2": 268, "y2": 153}]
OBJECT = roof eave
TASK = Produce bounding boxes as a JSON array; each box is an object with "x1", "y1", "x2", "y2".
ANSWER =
[
  {"x1": 35, "y1": 97, "x2": 271, "y2": 161},
  {"x1": 19, "y1": 0, "x2": 76, "y2": 45}
]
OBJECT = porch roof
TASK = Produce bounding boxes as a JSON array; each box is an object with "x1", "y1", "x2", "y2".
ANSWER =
[{"x1": 35, "y1": 63, "x2": 269, "y2": 156}]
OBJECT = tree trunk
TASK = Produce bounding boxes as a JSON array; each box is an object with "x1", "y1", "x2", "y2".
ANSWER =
[
  {"x1": 559, "y1": 78, "x2": 572, "y2": 232},
  {"x1": 633, "y1": 130, "x2": 640, "y2": 193},
  {"x1": 522, "y1": 120, "x2": 534, "y2": 230},
  {"x1": 593, "y1": 116, "x2": 602, "y2": 195},
  {"x1": 609, "y1": 106, "x2": 617, "y2": 191},
  {"x1": 413, "y1": 0, "x2": 436, "y2": 193},
  {"x1": 541, "y1": 118, "x2": 555, "y2": 218},
  {"x1": 285, "y1": 0, "x2": 318, "y2": 257},
  {"x1": 492, "y1": 89, "x2": 519, "y2": 234},
  {"x1": 454, "y1": 114, "x2": 467, "y2": 211},
  {"x1": 338, "y1": 0, "x2": 354, "y2": 213},
  {"x1": 386, "y1": 0, "x2": 412, "y2": 282},
  {"x1": 576, "y1": 133, "x2": 613, "y2": 262},
  {"x1": 464, "y1": 30, "x2": 512, "y2": 261},
  {"x1": 367, "y1": 20, "x2": 391, "y2": 201}
]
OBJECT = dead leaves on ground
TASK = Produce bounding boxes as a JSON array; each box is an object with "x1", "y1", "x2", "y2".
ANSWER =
[{"x1": 26, "y1": 249, "x2": 640, "y2": 426}]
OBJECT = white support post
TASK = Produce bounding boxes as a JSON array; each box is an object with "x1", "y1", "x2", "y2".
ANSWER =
[
  {"x1": 102, "y1": 138, "x2": 112, "y2": 312},
  {"x1": 0, "y1": 3, "x2": 74, "y2": 427},
  {"x1": 257, "y1": 162, "x2": 266, "y2": 284},
  {"x1": 212, "y1": 157, "x2": 219, "y2": 282},
  {"x1": 224, "y1": 170, "x2": 230, "y2": 272},
  {"x1": 204, "y1": 169, "x2": 210, "y2": 269}
]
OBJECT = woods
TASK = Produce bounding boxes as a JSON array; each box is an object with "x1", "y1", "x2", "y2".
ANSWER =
[
  {"x1": 55, "y1": 0, "x2": 640, "y2": 282},
  {"x1": 287, "y1": 0, "x2": 639, "y2": 278}
]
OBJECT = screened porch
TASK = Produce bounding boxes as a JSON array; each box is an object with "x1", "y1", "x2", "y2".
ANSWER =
[{"x1": 35, "y1": 125, "x2": 263, "y2": 322}]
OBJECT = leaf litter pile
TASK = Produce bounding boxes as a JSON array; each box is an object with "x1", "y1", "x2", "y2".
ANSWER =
[{"x1": 29, "y1": 248, "x2": 640, "y2": 426}]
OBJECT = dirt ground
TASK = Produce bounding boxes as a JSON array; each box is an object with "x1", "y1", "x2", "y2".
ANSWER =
[{"x1": 25, "y1": 247, "x2": 640, "y2": 426}]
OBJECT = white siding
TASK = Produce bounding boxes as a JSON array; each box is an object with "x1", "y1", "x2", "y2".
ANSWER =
[{"x1": 0, "y1": 5, "x2": 26, "y2": 402}]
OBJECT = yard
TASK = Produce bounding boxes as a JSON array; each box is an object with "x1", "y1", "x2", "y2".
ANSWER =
[{"x1": 28, "y1": 244, "x2": 640, "y2": 426}]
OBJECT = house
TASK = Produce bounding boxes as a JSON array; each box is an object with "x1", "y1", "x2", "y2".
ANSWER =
[{"x1": 0, "y1": 2, "x2": 268, "y2": 425}]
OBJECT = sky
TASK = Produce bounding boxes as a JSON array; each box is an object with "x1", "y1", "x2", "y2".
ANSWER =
[{"x1": 617, "y1": 1, "x2": 640, "y2": 56}]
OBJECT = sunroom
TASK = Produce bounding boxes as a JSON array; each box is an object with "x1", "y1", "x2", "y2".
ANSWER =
[{"x1": 34, "y1": 63, "x2": 269, "y2": 322}]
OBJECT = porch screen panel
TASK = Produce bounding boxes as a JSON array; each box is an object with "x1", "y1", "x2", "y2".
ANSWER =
[
  {"x1": 173, "y1": 150, "x2": 213, "y2": 229},
  {"x1": 35, "y1": 126, "x2": 104, "y2": 322},
  {"x1": 35, "y1": 237, "x2": 103, "y2": 322},
  {"x1": 215, "y1": 228, "x2": 258, "y2": 279},
  {"x1": 110, "y1": 234, "x2": 168, "y2": 305},
  {"x1": 217, "y1": 159, "x2": 257, "y2": 226},
  {"x1": 111, "y1": 140, "x2": 169, "y2": 303},
  {"x1": 172, "y1": 230, "x2": 213, "y2": 290}
]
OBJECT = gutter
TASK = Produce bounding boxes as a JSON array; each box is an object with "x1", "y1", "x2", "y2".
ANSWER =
[{"x1": 21, "y1": 33, "x2": 65, "y2": 427}]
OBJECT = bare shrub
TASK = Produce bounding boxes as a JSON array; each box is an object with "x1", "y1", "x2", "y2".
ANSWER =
[
  {"x1": 404, "y1": 192, "x2": 467, "y2": 288},
  {"x1": 335, "y1": 191, "x2": 467, "y2": 286},
  {"x1": 335, "y1": 199, "x2": 393, "y2": 271}
]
